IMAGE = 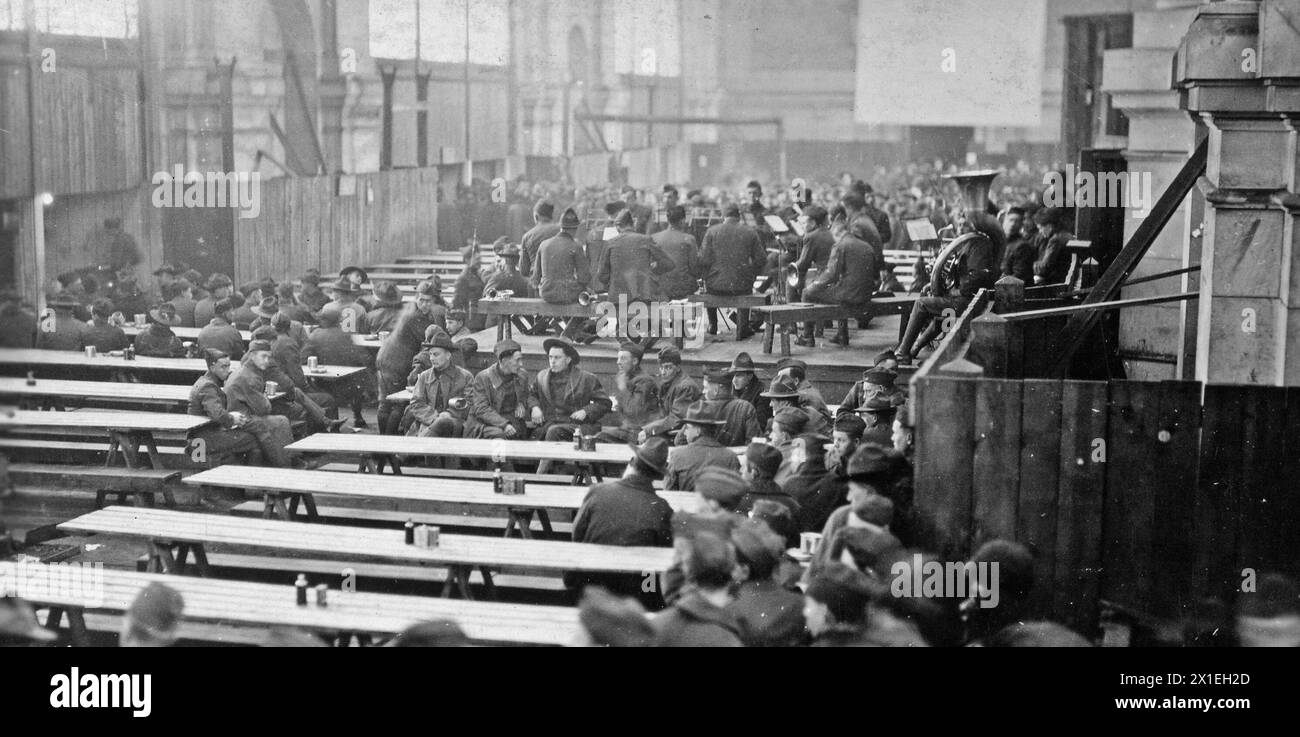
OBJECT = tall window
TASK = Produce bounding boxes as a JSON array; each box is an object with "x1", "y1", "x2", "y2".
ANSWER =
[{"x1": 370, "y1": 0, "x2": 508, "y2": 65}]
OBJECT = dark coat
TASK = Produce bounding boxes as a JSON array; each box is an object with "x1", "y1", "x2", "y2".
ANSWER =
[
  {"x1": 1002, "y1": 237, "x2": 1036, "y2": 283},
  {"x1": 795, "y1": 228, "x2": 836, "y2": 273},
  {"x1": 699, "y1": 218, "x2": 766, "y2": 295},
  {"x1": 652, "y1": 592, "x2": 744, "y2": 647},
  {"x1": 197, "y1": 318, "x2": 245, "y2": 360},
  {"x1": 595, "y1": 231, "x2": 675, "y2": 302},
  {"x1": 84, "y1": 320, "x2": 130, "y2": 353},
  {"x1": 804, "y1": 232, "x2": 879, "y2": 306},
  {"x1": 168, "y1": 296, "x2": 197, "y2": 328},
  {"x1": 738, "y1": 477, "x2": 802, "y2": 519},
  {"x1": 652, "y1": 227, "x2": 700, "y2": 300},
  {"x1": 364, "y1": 305, "x2": 404, "y2": 335},
  {"x1": 302, "y1": 325, "x2": 371, "y2": 367},
  {"x1": 642, "y1": 367, "x2": 701, "y2": 437},
  {"x1": 1032, "y1": 229, "x2": 1074, "y2": 285},
  {"x1": 483, "y1": 267, "x2": 531, "y2": 300},
  {"x1": 133, "y1": 325, "x2": 186, "y2": 358},
  {"x1": 403, "y1": 363, "x2": 474, "y2": 430},
  {"x1": 733, "y1": 375, "x2": 772, "y2": 429},
  {"x1": 271, "y1": 333, "x2": 309, "y2": 390},
  {"x1": 193, "y1": 297, "x2": 219, "y2": 328},
  {"x1": 188, "y1": 371, "x2": 239, "y2": 428},
  {"x1": 665, "y1": 435, "x2": 742, "y2": 491},
  {"x1": 535, "y1": 231, "x2": 591, "y2": 304},
  {"x1": 520, "y1": 222, "x2": 561, "y2": 280},
  {"x1": 465, "y1": 362, "x2": 539, "y2": 436},
  {"x1": 674, "y1": 397, "x2": 760, "y2": 448},
  {"x1": 726, "y1": 579, "x2": 807, "y2": 647},
  {"x1": 535, "y1": 366, "x2": 611, "y2": 426},
  {"x1": 320, "y1": 299, "x2": 369, "y2": 335},
  {"x1": 224, "y1": 362, "x2": 275, "y2": 417},
  {"x1": 376, "y1": 307, "x2": 437, "y2": 383},
  {"x1": 299, "y1": 287, "x2": 329, "y2": 314},
  {"x1": 34, "y1": 312, "x2": 90, "y2": 351},
  {"x1": 784, "y1": 462, "x2": 847, "y2": 533},
  {"x1": 611, "y1": 368, "x2": 661, "y2": 432},
  {"x1": 572, "y1": 473, "x2": 674, "y2": 547}
]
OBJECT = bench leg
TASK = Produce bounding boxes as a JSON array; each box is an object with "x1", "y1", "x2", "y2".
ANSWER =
[
  {"x1": 506, "y1": 508, "x2": 534, "y2": 539},
  {"x1": 477, "y1": 566, "x2": 497, "y2": 601},
  {"x1": 148, "y1": 541, "x2": 177, "y2": 574},
  {"x1": 265, "y1": 492, "x2": 291, "y2": 520},
  {"x1": 779, "y1": 325, "x2": 791, "y2": 357},
  {"x1": 536, "y1": 508, "x2": 554, "y2": 535},
  {"x1": 763, "y1": 321, "x2": 775, "y2": 354},
  {"x1": 190, "y1": 544, "x2": 210, "y2": 576}
]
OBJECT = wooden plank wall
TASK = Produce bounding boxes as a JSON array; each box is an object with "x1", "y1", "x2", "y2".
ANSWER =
[
  {"x1": 231, "y1": 168, "x2": 440, "y2": 284},
  {"x1": 914, "y1": 376, "x2": 1300, "y2": 633}
]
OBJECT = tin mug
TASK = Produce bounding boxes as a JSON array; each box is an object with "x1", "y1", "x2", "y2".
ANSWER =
[
  {"x1": 307, "y1": 356, "x2": 319, "y2": 371},
  {"x1": 84, "y1": 346, "x2": 97, "y2": 358},
  {"x1": 265, "y1": 380, "x2": 278, "y2": 396},
  {"x1": 799, "y1": 532, "x2": 823, "y2": 555}
]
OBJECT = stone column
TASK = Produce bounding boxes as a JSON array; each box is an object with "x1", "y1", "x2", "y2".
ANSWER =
[
  {"x1": 1103, "y1": 0, "x2": 1203, "y2": 381},
  {"x1": 1176, "y1": 0, "x2": 1300, "y2": 385}
]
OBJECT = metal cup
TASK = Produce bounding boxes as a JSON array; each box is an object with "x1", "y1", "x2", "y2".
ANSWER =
[
  {"x1": 799, "y1": 532, "x2": 823, "y2": 555},
  {"x1": 84, "y1": 346, "x2": 97, "y2": 358},
  {"x1": 265, "y1": 380, "x2": 278, "y2": 396},
  {"x1": 307, "y1": 356, "x2": 319, "y2": 371},
  {"x1": 134, "y1": 313, "x2": 146, "y2": 327},
  {"x1": 377, "y1": 330, "x2": 391, "y2": 342}
]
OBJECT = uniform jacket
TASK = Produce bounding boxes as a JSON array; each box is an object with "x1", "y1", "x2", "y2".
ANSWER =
[
  {"x1": 783, "y1": 462, "x2": 844, "y2": 533},
  {"x1": 193, "y1": 297, "x2": 219, "y2": 328},
  {"x1": 271, "y1": 333, "x2": 309, "y2": 390},
  {"x1": 483, "y1": 268, "x2": 531, "y2": 299},
  {"x1": 376, "y1": 307, "x2": 438, "y2": 381},
  {"x1": 520, "y1": 222, "x2": 561, "y2": 280},
  {"x1": 795, "y1": 228, "x2": 836, "y2": 273},
  {"x1": 84, "y1": 320, "x2": 130, "y2": 353},
  {"x1": 535, "y1": 232, "x2": 592, "y2": 304},
  {"x1": 1001, "y1": 237, "x2": 1035, "y2": 283},
  {"x1": 805, "y1": 232, "x2": 879, "y2": 306},
  {"x1": 642, "y1": 367, "x2": 701, "y2": 437},
  {"x1": 134, "y1": 325, "x2": 186, "y2": 358},
  {"x1": 651, "y1": 227, "x2": 701, "y2": 300},
  {"x1": 168, "y1": 296, "x2": 197, "y2": 328},
  {"x1": 1032, "y1": 229, "x2": 1074, "y2": 286},
  {"x1": 674, "y1": 397, "x2": 761, "y2": 448},
  {"x1": 726, "y1": 579, "x2": 808, "y2": 647},
  {"x1": 364, "y1": 305, "x2": 404, "y2": 335},
  {"x1": 404, "y1": 363, "x2": 475, "y2": 428},
  {"x1": 699, "y1": 217, "x2": 766, "y2": 294},
  {"x1": 612, "y1": 368, "x2": 661, "y2": 431},
  {"x1": 734, "y1": 377, "x2": 773, "y2": 429},
  {"x1": 224, "y1": 361, "x2": 275, "y2": 417},
  {"x1": 535, "y1": 366, "x2": 611, "y2": 426},
  {"x1": 196, "y1": 318, "x2": 244, "y2": 360},
  {"x1": 466, "y1": 362, "x2": 539, "y2": 434},
  {"x1": 595, "y1": 231, "x2": 675, "y2": 302},
  {"x1": 738, "y1": 477, "x2": 802, "y2": 519},
  {"x1": 572, "y1": 473, "x2": 674, "y2": 547},
  {"x1": 34, "y1": 313, "x2": 89, "y2": 351},
  {"x1": 652, "y1": 592, "x2": 743, "y2": 647},
  {"x1": 321, "y1": 299, "x2": 369, "y2": 335},
  {"x1": 189, "y1": 371, "x2": 239, "y2": 428},
  {"x1": 665, "y1": 435, "x2": 741, "y2": 492}
]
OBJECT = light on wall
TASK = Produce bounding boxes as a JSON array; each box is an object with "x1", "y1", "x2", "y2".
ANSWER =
[{"x1": 39, "y1": 192, "x2": 54, "y2": 206}]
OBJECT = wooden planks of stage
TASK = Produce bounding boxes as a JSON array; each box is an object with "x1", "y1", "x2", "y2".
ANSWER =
[{"x1": 463, "y1": 314, "x2": 909, "y2": 401}]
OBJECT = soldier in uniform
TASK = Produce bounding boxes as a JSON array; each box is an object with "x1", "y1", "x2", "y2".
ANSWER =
[
  {"x1": 598, "y1": 341, "x2": 661, "y2": 444},
  {"x1": 401, "y1": 333, "x2": 473, "y2": 438},
  {"x1": 653, "y1": 205, "x2": 701, "y2": 300},
  {"x1": 163, "y1": 280, "x2": 197, "y2": 328},
  {"x1": 465, "y1": 339, "x2": 544, "y2": 440},
  {"x1": 267, "y1": 314, "x2": 339, "y2": 429},
  {"x1": 801, "y1": 215, "x2": 881, "y2": 348},
  {"x1": 194, "y1": 273, "x2": 234, "y2": 328},
  {"x1": 321, "y1": 278, "x2": 369, "y2": 335},
  {"x1": 188, "y1": 349, "x2": 292, "y2": 467},
  {"x1": 699, "y1": 203, "x2": 766, "y2": 340},
  {"x1": 364, "y1": 283, "x2": 406, "y2": 335},
  {"x1": 855, "y1": 394, "x2": 899, "y2": 434},
  {"x1": 133, "y1": 303, "x2": 187, "y2": 358},
  {"x1": 675, "y1": 367, "x2": 761, "y2": 448},
  {"x1": 84, "y1": 298, "x2": 130, "y2": 354},
  {"x1": 641, "y1": 346, "x2": 701, "y2": 440},
  {"x1": 595, "y1": 209, "x2": 676, "y2": 341},
  {"x1": 837, "y1": 368, "x2": 905, "y2": 420},
  {"x1": 664, "y1": 402, "x2": 742, "y2": 492},
  {"x1": 196, "y1": 297, "x2": 244, "y2": 360},
  {"x1": 34, "y1": 292, "x2": 90, "y2": 351},
  {"x1": 520, "y1": 200, "x2": 560, "y2": 281},
  {"x1": 728, "y1": 353, "x2": 771, "y2": 428},
  {"x1": 302, "y1": 306, "x2": 374, "y2": 428},
  {"x1": 453, "y1": 244, "x2": 488, "y2": 332},
  {"x1": 375, "y1": 280, "x2": 444, "y2": 435},
  {"x1": 0, "y1": 290, "x2": 36, "y2": 349},
  {"x1": 534, "y1": 207, "x2": 592, "y2": 307},
  {"x1": 534, "y1": 337, "x2": 611, "y2": 442},
  {"x1": 297, "y1": 270, "x2": 330, "y2": 314}
]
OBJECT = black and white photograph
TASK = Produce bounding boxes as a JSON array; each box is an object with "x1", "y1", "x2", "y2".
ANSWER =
[{"x1": 0, "y1": 0, "x2": 1296, "y2": 709}]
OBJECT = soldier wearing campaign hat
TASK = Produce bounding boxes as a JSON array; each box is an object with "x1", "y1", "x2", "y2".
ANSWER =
[
  {"x1": 533, "y1": 207, "x2": 591, "y2": 307},
  {"x1": 520, "y1": 200, "x2": 560, "y2": 280},
  {"x1": 534, "y1": 337, "x2": 611, "y2": 446},
  {"x1": 465, "y1": 338, "x2": 543, "y2": 439},
  {"x1": 402, "y1": 333, "x2": 474, "y2": 438},
  {"x1": 676, "y1": 366, "x2": 761, "y2": 448},
  {"x1": 727, "y1": 352, "x2": 771, "y2": 427},
  {"x1": 376, "y1": 279, "x2": 446, "y2": 435},
  {"x1": 321, "y1": 277, "x2": 369, "y2": 335},
  {"x1": 664, "y1": 402, "x2": 742, "y2": 492},
  {"x1": 132, "y1": 302, "x2": 187, "y2": 358},
  {"x1": 303, "y1": 306, "x2": 375, "y2": 428},
  {"x1": 194, "y1": 273, "x2": 234, "y2": 327},
  {"x1": 34, "y1": 292, "x2": 90, "y2": 352},
  {"x1": 641, "y1": 345, "x2": 701, "y2": 440},
  {"x1": 837, "y1": 367, "x2": 906, "y2": 420},
  {"x1": 855, "y1": 394, "x2": 899, "y2": 432}
]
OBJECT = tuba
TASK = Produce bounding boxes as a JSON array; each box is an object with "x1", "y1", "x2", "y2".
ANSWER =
[{"x1": 944, "y1": 169, "x2": 1001, "y2": 215}]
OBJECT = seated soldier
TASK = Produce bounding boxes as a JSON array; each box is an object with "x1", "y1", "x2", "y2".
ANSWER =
[
  {"x1": 320, "y1": 277, "x2": 369, "y2": 335},
  {"x1": 764, "y1": 371, "x2": 829, "y2": 438},
  {"x1": 187, "y1": 349, "x2": 292, "y2": 467},
  {"x1": 664, "y1": 402, "x2": 742, "y2": 492},
  {"x1": 406, "y1": 323, "x2": 452, "y2": 385},
  {"x1": 452, "y1": 244, "x2": 488, "y2": 332},
  {"x1": 194, "y1": 273, "x2": 233, "y2": 327},
  {"x1": 364, "y1": 282, "x2": 406, "y2": 335},
  {"x1": 534, "y1": 337, "x2": 611, "y2": 442},
  {"x1": 534, "y1": 207, "x2": 594, "y2": 340},
  {"x1": 444, "y1": 308, "x2": 472, "y2": 341},
  {"x1": 236, "y1": 330, "x2": 340, "y2": 435},
  {"x1": 84, "y1": 298, "x2": 130, "y2": 353},
  {"x1": 0, "y1": 290, "x2": 37, "y2": 348},
  {"x1": 133, "y1": 303, "x2": 187, "y2": 358},
  {"x1": 400, "y1": 333, "x2": 473, "y2": 438},
  {"x1": 640, "y1": 346, "x2": 701, "y2": 441},
  {"x1": 690, "y1": 366, "x2": 761, "y2": 447},
  {"x1": 302, "y1": 306, "x2": 375, "y2": 428},
  {"x1": 767, "y1": 406, "x2": 809, "y2": 487},
  {"x1": 801, "y1": 215, "x2": 881, "y2": 347},
  {"x1": 597, "y1": 342, "x2": 661, "y2": 444},
  {"x1": 465, "y1": 339, "x2": 543, "y2": 440},
  {"x1": 837, "y1": 367, "x2": 905, "y2": 420},
  {"x1": 196, "y1": 297, "x2": 245, "y2": 360},
  {"x1": 297, "y1": 269, "x2": 329, "y2": 313},
  {"x1": 163, "y1": 279, "x2": 197, "y2": 328},
  {"x1": 35, "y1": 292, "x2": 90, "y2": 351},
  {"x1": 484, "y1": 239, "x2": 531, "y2": 301},
  {"x1": 266, "y1": 316, "x2": 340, "y2": 429},
  {"x1": 698, "y1": 203, "x2": 766, "y2": 340},
  {"x1": 739, "y1": 441, "x2": 801, "y2": 519},
  {"x1": 376, "y1": 280, "x2": 445, "y2": 435},
  {"x1": 250, "y1": 295, "x2": 307, "y2": 347}
]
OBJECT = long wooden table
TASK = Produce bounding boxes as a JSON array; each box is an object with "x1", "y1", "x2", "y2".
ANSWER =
[
  {"x1": 0, "y1": 377, "x2": 191, "y2": 410},
  {"x1": 0, "y1": 409, "x2": 211, "y2": 469},
  {"x1": 18, "y1": 563, "x2": 579, "y2": 646},
  {"x1": 475, "y1": 297, "x2": 599, "y2": 341},
  {"x1": 121, "y1": 325, "x2": 382, "y2": 350},
  {"x1": 59, "y1": 506, "x2": 675, "y2": 600},
  {"x1": 184, "y1": 465, "x2": 697, "y2": 536},
  {"x1": 0, "y1": 348, "x2": 366, "y2": 383},
  {"x1": 753, "y1": 295, "x2": 917, "y2": 356},
  {"x1": 286, "y1": 433, "x2": 634, "y2": 482}
]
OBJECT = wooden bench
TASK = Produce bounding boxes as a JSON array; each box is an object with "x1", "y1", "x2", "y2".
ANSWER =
[
  {"x1": 59, "y1": 506, "x2": 674, "y2": 600},
  {"x1": 474, "y1": 297, "x2": 598, "y2": 341},
  {"x1": 229, "y1": 501, "x2": 577, "y2": 536},
  {"x1": 752, "y1": 295, "x2": 918, "y2": 356},
  {"x1": 6, "y1": 463, "x2": 180, "y2": 508},
  {"x1": 883, "y1": 249, "x2": 929, "y2": 291},
  {"x1": 317, "y1": 462, "x2": 582, "y2": 486},
  {"x1": 21, "y1": 562, "x2": 579, "y2": 646},
  {"x1": 0, "y1": 378, "x2": 191, "y2": 411},
  {"x1": 0, "y1": 410, "x2": 212, "y2": 470}
]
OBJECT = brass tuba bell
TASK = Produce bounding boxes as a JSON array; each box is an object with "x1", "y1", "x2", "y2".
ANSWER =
[{"x1": 944, "y1": 169, "x2": 1001, "y2": 214}]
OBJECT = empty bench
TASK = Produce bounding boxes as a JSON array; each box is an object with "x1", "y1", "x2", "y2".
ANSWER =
[
  {"x1": 6, "y1": 463, "x2": 181, "y2": 508},
  {"x1": 753, "y1": 295, "x2": 917, "y2": 356}
]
